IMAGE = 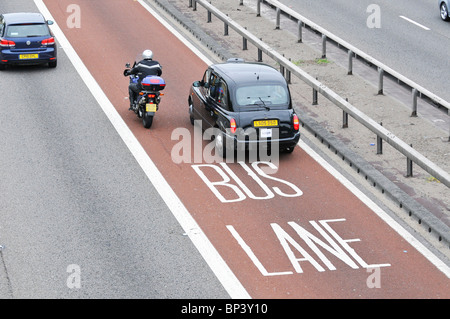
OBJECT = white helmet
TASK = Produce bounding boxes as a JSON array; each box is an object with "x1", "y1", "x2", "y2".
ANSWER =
[{"x1": 142, "y1": 49, "x2": 153, "y2": 60}]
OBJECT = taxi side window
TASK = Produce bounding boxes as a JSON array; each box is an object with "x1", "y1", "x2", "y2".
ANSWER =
[
  {"x1": 208, "y1": 73, "x2": 220, "y2": 100},
  {"x1": 216, "y1": 80, "x2": 229, "y2": 110}
]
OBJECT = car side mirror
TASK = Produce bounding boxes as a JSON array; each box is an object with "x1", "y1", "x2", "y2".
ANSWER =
[
  {"x1": 194, "y1": 80, "x2": 207, "y2": 87},
  {"x1": 125, "y1": 63, "x2": 130, "y2": 68},
  {"x1": 47, "y1": 20, "x2": 54, "y2": 25}
]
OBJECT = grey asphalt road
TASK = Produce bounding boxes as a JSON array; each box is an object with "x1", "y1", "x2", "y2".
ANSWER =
[
  {"x1": 278, "y1": 0, "x2": 450, "y2": 102},
  {"x1": 0, "y1": 0, "x2": 229, "y2": 298}
]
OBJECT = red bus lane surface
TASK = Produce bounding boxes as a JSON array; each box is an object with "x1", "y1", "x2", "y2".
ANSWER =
[{"x1": 41, "y1": 0, "x2": 449, "y2": 298}]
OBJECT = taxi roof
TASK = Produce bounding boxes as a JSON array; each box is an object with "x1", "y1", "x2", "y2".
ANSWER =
[{"x1": 211, "y1": 60, "x2": 286, "y2": 87}]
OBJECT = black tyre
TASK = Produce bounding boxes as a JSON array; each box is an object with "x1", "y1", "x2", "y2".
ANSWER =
[
  {"x1": 143, "y1": 113, "x2": 153, "y2": 129},
  {"x1": 441, "y1": 3, "x2": 450, "y2": 21},
  {"x1": 189, "y1": 98, "x2": 194, "y2": 125}
]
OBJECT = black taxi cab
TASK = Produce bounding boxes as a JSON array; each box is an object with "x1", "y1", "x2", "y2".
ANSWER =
[{"x1": 188, "y1": 58, "x2": 300, "y2": 157}]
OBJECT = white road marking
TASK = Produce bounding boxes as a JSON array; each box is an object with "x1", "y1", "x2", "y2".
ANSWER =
[
  {"x1": 34, "y1": 0, "x2": 249, "y2": 299},
  {"x1": 298, "y1": 140, "x2": 450, "y2": 278},
  {"x1": 34, "y1": 0, "x2": 449, "y2": 296},
  {"x1": 399, "y1": 15, "x2": 430, "y2": 31}
]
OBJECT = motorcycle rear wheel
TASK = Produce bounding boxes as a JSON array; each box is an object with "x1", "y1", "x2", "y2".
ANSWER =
[{"x1": 143, "y1": 113, "x2": 153, "y2": 129}]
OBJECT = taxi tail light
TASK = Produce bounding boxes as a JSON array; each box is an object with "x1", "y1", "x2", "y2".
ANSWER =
[
  {"x1": 230, "y1": 118, "x2": 237, "y2": 134},
  {"x1": 41, "y1": 37, "x2": 55, "y2": 46},
  {"x1": 293, "y1": 114, "x2": 300, "y2": 131},
  {"x1": 0, "y1": 39, "x2": 15, "y2": 47}
]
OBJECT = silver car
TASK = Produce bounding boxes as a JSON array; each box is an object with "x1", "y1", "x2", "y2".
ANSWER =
[{"x1": 439, "y1": 0, "x2": 450, "y2": 20}]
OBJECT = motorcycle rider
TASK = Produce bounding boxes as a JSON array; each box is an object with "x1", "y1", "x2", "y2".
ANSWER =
[{"x1": 124, "y1": 49, "x2": 162, "y2": 110}]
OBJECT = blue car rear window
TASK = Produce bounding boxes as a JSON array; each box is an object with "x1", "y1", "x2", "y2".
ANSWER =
[{"x1": 6, "y1": 24, "x2": 49, "y2": 37}]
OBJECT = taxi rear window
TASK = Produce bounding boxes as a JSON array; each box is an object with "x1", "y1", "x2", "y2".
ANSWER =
[{"x1": 236, "y1": 84, "x2": 289, "y2": 107}]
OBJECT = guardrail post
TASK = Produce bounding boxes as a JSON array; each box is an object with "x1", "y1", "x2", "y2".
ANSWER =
[
  {"x1": 224, "y1": 22, "x2": 228, "y2": 36},
  {"x1": 297, "y1": 20, "x2": 303, "y2": 43},
  {"x1": 347, "y1": 50, "x2": 353, "y2": 75},
  {"x1": 241, "y1": 26, "x2": 248, "y2": 50},
  {"x1": 377, "y1": 123, "x2": 383, "y2": 154},
  {"x1": 411, "y1": 88, "x2": 418, "y2": 117},
  {"x1": 258, "y1": 48, "x2": 263, "y2": 62},
  {"x1": 257, "y1": 0, "x2": 261, "y2": 17},
  {"x1": 406, "y1": 145, "x2": 413, "y2": 177},
  {"x1": 239, "y1": 0, "x2": 243, "y2": 5},
  {"x1": 378, "y1": 67, "x2": 384, "y2": 95},
  {"x1": 189, "y1": 0, "x2": 192, "y2": 8},
  {"x1": 275, "y1": 8, "x2": 281, "y2": 29},
  {"x1": 207, "y1": 10, "x2": 212, "y2": 23},
  {"x1": 313, "y1": 79, "x2": 318, "y2": 105},
  {"x1": 342, "y1": 111, "x2": 348, "y2": 128},
  {"x1": 377, "y1": 135, "x2": 383, "y2": 154},
  {"x1": 192, "y1": 0, "x2": 197, "y2": 11},
  {"x1": 286, "y1": 58, "x2": 291, "y2": 84},
  {"x1": 342, "y1": 98, "x2": 349, "y2": 128},
  {"x1": 321, "y1": 34, "x2": 327, "y2": 58}
]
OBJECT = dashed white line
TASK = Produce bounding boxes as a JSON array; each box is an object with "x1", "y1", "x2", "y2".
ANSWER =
[{"x1": 399, "y1": 15, "x2": 430, "y2": 31}]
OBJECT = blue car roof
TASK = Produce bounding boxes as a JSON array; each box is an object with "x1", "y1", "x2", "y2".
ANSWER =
[{"x1": 3, "y1": 12, "x2": 46, "y2": 25}]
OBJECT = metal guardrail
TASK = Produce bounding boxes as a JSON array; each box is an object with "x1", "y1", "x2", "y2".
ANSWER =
[
  {"x1": 188, "y1": 0, "x2": 450, "y2": 189},
  {"x1": 259, "y1": 0, "x2": 450, "y2": 118}
]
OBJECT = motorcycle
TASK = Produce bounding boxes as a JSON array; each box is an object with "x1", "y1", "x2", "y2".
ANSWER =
[{"x1": 124, "y1": 62, "x2": 166, "y2": 129}]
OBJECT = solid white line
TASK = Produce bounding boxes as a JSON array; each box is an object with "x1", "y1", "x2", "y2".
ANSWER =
[
  {"x1": 298, "y1": 140, "x2": 450, "y2": 278},
  {"x1": 399, "y1": 15, "x2": 430, "y2": 31},
  {"x1": 33, "y1": 0, "x2": 250, "y2": 299}
]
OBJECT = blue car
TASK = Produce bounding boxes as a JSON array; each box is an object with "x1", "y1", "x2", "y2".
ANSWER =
[{"x1": 0, "y1": 12, "x2": 57, "y2": 70}]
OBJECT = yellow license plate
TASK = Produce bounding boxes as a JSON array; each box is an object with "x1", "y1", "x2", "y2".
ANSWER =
[
  {"x1": 19, "y1": 54, "x2": 39, "y2": 59},
  {"x1": 253, "y1": 119, "x2": 278, "y2": 127},
  {"x1": 146, "y1": 103, "x2": 157, "y2": 112}
]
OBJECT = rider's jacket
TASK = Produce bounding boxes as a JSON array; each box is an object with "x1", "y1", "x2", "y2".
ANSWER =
[{"x1": 129, "y1": 59, "x2": 162, "y2": 82}]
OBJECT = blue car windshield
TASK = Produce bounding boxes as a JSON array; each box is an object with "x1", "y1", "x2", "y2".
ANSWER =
[
  {"x1": 6, "y1": 24, "x2": 49, "y2": 37},
  {"x1": 235, "y1": 84, "x2": 289, "y2": 108}
]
